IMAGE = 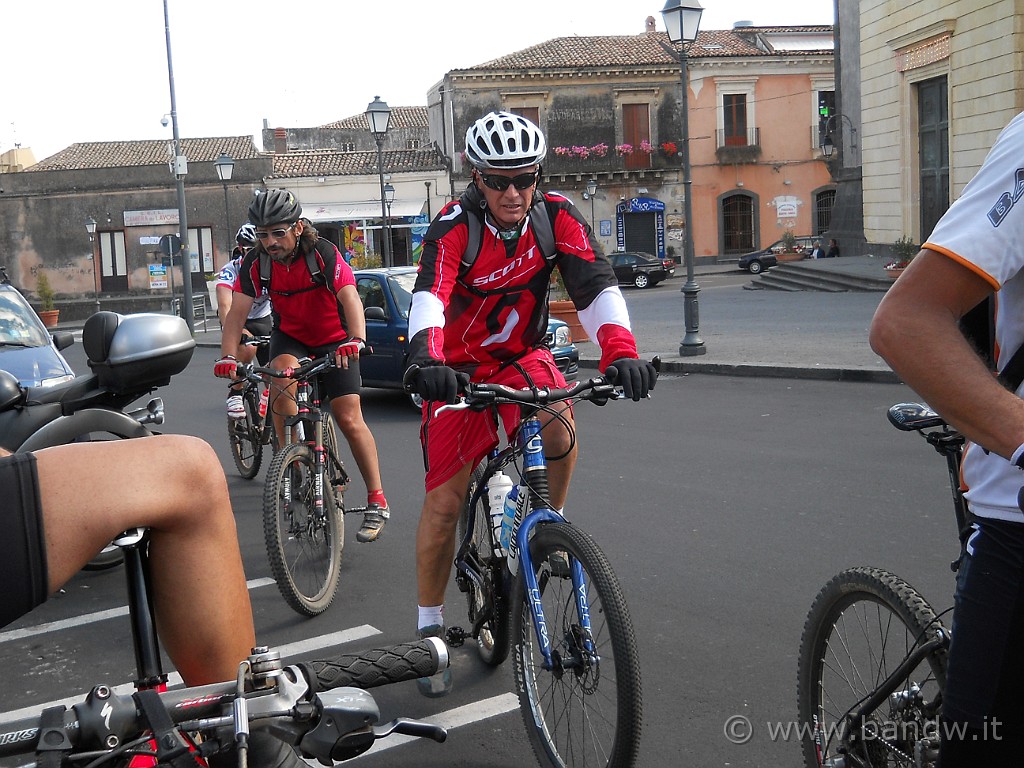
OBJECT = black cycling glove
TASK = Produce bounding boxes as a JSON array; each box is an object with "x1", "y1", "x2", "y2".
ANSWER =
[
  {"x1": 403, "y1": 364, "x2": 469, "y2": 404},
  {"x1": 606, "y1": 358, "x2": 658, "y2": 401}
]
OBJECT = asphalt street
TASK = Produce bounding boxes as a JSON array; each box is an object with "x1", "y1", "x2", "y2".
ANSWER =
[{"x1": 1, "y1": 271, "x2": 945, "y2": 767}]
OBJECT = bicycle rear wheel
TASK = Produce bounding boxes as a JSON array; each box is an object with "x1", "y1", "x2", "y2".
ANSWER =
[
  {"x1": 511, "y1": 521, "x2": 642, "y2": 768},
  {"x1": 262, "y1": 442, "x2": 343, "y2": 616},
  {"x1": 227, "y1": 386, "x2": 262, "y2": 479},
  {"x1": 457, "y1": 463, "x2": 510, "y2": 666},
  {"x1": 796, "y1": 566, "x2": 948, "y2": 768}
]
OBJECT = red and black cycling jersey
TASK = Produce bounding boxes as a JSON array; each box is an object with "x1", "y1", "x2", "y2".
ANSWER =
[
  {"x1": 237, "y1": 238, "x2": 355, "y2": 348},
  {"x1": 408, "y1": 190, "x2": 633, "y2": 373}
]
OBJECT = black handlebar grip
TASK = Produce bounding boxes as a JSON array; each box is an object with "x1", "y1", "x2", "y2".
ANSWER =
[{"x1": 310, "y1": 638, "x2": 448, "y2": 691}]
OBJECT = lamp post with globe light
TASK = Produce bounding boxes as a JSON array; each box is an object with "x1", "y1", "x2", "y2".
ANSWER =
[
  {"x1": 365, "y1": 96, "x2": 393, "y2": 267},
  {"x1": 584, "y1": 178, "x2": 598, "y2": 230},
  {"x1": 85, "y1": 216, "x2": 100, "y2": 313},
  {"x1": 383, "y1": 182, "x2": 396, "y2": 265},
  {"x1": 661, "y1": 0, "x2": 706, "y2": 356},
  {"x1": 214, "y1": 152, "x2": 234, "y2": 253}
]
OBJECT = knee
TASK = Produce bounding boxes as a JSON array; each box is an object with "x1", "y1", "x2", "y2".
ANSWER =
[
  {"x1": 422, "y1": 485, "x2": 465, "y2": 529},
  {"x1": 159, "y1": 435, "x2": 228, "y2": 500}
]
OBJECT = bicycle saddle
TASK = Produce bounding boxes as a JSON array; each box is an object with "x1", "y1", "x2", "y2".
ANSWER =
[{"x1": 887, "y1": 402, "x2": 945, "y2": 431}]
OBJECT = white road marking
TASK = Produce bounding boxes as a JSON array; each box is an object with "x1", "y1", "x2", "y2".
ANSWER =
[
  {"x1": 332, "y1": 693, "x2": 520, "y2": 762},
  {"x1": 0, "y1": 578, "x2": 276, "y2": 644}
]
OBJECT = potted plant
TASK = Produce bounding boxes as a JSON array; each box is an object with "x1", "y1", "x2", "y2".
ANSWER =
[
  {"x1": 884, "y1": 236, "x2": 918, "y2": 278},
  {"x1": 548, "y1": 270, "x2": 588, "y2": 342},
  {"x1": 775, "y1": 230, "x2": 805, "y2": 262},
  {"x1": 35, "y1": 270, "x2": 59, "y2": 328}
]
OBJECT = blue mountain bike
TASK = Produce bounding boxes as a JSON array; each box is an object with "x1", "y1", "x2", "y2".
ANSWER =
[{"x1": 446, "y1": 366, "x2": 653, "y2": 768}]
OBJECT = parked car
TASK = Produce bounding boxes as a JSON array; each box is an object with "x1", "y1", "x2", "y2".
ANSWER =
[
  {"x1": 0, "y1": 280, "x2": 76, "y2": 388},
  {"x1": 354, "y1": 267, "x2": 579, "y2": 407},
  {"x1": 737, "y1": 236, "x2": 816, "y2": 274},
  {"x1": 606, "y1": 251, "x2": 669, "y2": 288}
]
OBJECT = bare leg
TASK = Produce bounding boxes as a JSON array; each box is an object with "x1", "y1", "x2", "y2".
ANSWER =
[
  {"x1": 416, "y1": 462, "x2": 475, "y2": 607},
  {"x1": 331, "y1": 394, "x2": 383, "y2": 492},
  {"x1": 268, "y1": 353, "x2": 299, "y2": 447},
  {"x1": 35, "y1": 435, "x2": 255, "y2": 685},
  {"x1": 539, "y1": 402, "x2": 577, "y2": 509}
]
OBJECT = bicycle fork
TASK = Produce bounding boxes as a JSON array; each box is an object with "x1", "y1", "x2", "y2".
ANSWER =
[{"x1": 512, "y1": 416, "x2": 596, "y2": 671}]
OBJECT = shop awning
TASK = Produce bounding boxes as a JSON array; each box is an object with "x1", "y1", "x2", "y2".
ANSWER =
[{"x1": 305, "y1": 201, "x2": 425, "y2": 222}]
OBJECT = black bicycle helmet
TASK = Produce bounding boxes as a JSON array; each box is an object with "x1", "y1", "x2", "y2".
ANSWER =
[{"x1": 247, "y1": 189, "x2": 302, "y2": 227}]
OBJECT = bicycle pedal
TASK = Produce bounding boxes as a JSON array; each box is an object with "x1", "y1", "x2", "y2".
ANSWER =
[
  {"x1": 445, "y1": 626, "x2": 468, "y2": 647},
  {"x1": 344, "y1": 505, "x2": 367, "y2": 515}
]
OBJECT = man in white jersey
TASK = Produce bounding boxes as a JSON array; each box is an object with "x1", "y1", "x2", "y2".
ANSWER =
[{"x1": 871, "y1": 111, "x2": 1024, "y2": 764}]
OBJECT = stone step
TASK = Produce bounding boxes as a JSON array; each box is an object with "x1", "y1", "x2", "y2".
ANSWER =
[{"x1": 748, "y1": 261, "x2": 893, "y2": 293}]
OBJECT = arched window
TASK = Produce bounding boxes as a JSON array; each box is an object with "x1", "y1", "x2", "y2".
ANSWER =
[
  {"x1": 720, "y1": 193, "x2": 756, "y2": 254},
  {"x1": 814, "y1": 188, "x2": 836, "y2": 235}
]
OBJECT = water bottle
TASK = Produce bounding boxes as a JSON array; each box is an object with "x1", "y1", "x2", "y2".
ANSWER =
[
  {"x1": 258, "y1": 387, "x2": 270, "y2": 418},
  {"x1": 501, "y1": 483, "x2": 525, "y2": 553},
  {"x1": 487, "y1": 471, "x2": 514, "y2": 555}
]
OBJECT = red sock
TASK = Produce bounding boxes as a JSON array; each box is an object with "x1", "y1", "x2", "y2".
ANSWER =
[{"x1": 368, "y1": 489, "x2": 387, "y2": 508}]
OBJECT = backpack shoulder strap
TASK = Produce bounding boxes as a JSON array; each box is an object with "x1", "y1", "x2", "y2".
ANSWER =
[
  {"x1": 259, "y1": 251, "x2": 272, "y2": 292},
  {"x1": 529, "y1": 195, "x2": 557, "y2": 261},
  {"x1": 308, "y1": 240, "x2": 328, "y2": 286}
]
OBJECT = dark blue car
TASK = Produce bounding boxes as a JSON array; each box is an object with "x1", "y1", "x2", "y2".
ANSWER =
[
  {"x1": 354, "y1": 267, "x2": 579, "y2": 407},
  {"x1": 0, "y1": 281, "x2": 76, "y2": 387}
]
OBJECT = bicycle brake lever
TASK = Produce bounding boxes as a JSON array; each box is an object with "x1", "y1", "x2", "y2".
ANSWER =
[{"x1": 375, "y1": 717, "x2": 447, "y2": 743}]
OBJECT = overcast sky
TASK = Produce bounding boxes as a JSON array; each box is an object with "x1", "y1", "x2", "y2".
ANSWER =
[{"x1": 3, "y1": 0, "x2": 833, "y2": 162}]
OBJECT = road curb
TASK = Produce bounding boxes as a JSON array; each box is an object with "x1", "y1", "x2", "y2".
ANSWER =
[{"x1": 578, "y1": 357, "x2": 902, "y2": 384}]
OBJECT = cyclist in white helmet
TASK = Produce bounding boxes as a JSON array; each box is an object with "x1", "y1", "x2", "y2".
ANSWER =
[
  {"x1": 403, "y1": 111, "x2": 656, "y2": 696},
  {"x1": 217, "y1": 224, "x2": 273, "y2": 418}
]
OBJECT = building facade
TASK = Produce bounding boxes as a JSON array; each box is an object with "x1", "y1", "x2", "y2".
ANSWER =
[
  {"x1": 429, "y1": 19, "x2": 835, "y2": 262},
  {"x1": 859, "y1": 0, "x2": 1024, "y2": 249}
]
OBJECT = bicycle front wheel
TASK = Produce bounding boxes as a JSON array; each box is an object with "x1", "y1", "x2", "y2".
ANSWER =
[
  {"x1": 227, "y1": 387, "x2": 262, "y2": 479},
  {"x1": 262, "y1": 442, "x2": 343, "y2": 616},
  {"x1": 796, "y1": 566, "x2": 948, "y2": 768},
  {"x1": 511, "y1": 522, "x2": 642, "y2": 768},
  {"x1": 457, "y1": 463, "x2": 510, "y2": 666}
]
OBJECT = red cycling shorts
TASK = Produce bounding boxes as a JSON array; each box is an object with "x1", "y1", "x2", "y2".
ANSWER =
[{"x1": 419, "y1": 348, "x2": 567, "y2": 491}]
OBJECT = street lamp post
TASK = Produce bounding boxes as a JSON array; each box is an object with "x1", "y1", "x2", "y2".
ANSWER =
[
  {"x1": 662, "y1": 0, "x2": 706, "y2": 356},
  {"x1": 163, "y1": 0, "x2": 194, "y2": 332},
  {"x1": 585, "y1": 178, "x2": 598, "y2": 230},
  {"x1": 214, "y1": 152, "x2": 235, "y2": 252},
  {"x1": 85, "y1": 216, "x2": 100, "y2": 313},
  {"x1": 383, "y1": 182, "x2": 396, "y2": 265},
  {"x1": 425, "y1": 180, "x2": 432, "y2": 220},
  {"x1": 365, "y1": 96, "x2": 393, "y2": 267}
]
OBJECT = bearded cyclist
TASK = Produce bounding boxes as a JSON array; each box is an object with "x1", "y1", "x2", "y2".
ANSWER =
[
  {"x1": 215, "y1": 190, "x2": 391, "y2": 544},
  {"x1": 403, "y1": 111, "x2": 657, "y2": 695}
]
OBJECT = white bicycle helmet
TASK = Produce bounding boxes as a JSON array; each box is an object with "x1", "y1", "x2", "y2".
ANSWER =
[
  {"x1": 236, "y1": 222, "x2": 258, "y2": 245},
  {"x1": 465, "y1": 111, "x2": 547, "y2": 170}
]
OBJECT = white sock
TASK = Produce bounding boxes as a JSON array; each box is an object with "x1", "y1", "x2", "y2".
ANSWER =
[{"x1": 418, "y1": 604, "x2": 444, "y2": 630}]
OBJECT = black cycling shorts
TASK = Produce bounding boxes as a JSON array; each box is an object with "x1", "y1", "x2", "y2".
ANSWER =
[
  {"x1": 242, "y1": 316, "x2": 273, "y2": 365},
  {"x1": 0, "y1": 453, "x2": 49, "y2": 629},
  {"x1": 269, "y1": 330, "x2": 361, "y2": 400},
  {"x1": 940, "y1": 516, "x2": 1024, "y2": 763}
]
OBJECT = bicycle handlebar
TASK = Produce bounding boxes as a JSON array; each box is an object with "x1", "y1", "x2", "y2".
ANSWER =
[
  {"x1": 0, "y1": 638, "x2": 448, "y2": 763},
  {"x1": 237, "y1": 354, "x2": 336, "y2": 383},
  {"x1": 435, "y1": 356, "x2": 661, "y2": 413}
]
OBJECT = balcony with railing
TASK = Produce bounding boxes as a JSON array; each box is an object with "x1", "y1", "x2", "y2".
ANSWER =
[
  {"x1": 715, "y1": 127, "x2": 761, "y2": 164},
  {"x1": 543, "y1": 140, "x2": 679, "y2": 182}
]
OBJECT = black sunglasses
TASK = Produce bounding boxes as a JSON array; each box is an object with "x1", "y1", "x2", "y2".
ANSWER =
[{"x1": 478, "y1": 171, "x2": 539, "y2": 192}]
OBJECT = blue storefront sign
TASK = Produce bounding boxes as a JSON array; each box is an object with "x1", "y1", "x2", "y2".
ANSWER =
[{"x1": 615, "y1": 197, "x2": 666, "y2": 258}]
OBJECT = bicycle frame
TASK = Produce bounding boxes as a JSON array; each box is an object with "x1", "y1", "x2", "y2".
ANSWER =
[{"x1": 458, "y1": 410, "x2": 595, "y2": 670}]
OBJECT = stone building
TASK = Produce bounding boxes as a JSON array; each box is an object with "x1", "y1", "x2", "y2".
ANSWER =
[{"x1": 429, "y1": 18, "x2": 835, "y2": 261}]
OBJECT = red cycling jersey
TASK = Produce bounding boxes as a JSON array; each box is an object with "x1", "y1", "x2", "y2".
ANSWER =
[
  {"x1": 409, "y1": 189, "x2": 638, "y2": 375},
  {"x1": 236, "y1": 238, "x2": 355, "y2": 348}
]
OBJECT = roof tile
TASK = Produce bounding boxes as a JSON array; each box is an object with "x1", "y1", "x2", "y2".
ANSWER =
[{"x1": 27, "y1": 136, "x2": 261, "y2": 171}]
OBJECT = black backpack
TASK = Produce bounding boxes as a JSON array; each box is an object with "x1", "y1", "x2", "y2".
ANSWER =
[
  {"x1": 456, "y1": 186, "x2": 558, "y2": 285},
  {"x1": 258, "y1": 239, "x2": 331, "y2": 297},
  {"x1": 961, "y1": 296, "x2": 1024, "y2": 391}
]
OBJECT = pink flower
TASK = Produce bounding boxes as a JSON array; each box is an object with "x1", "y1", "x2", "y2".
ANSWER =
[
  {"x1": 591, "y1": 143, "x2": 609, "y2": 157},
  {"x1": 615, "y1": 144, "x2": 634, "y2": 156},
  {"x1": 639, "y1": 140, "x2": 654, "y2": 153}
]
